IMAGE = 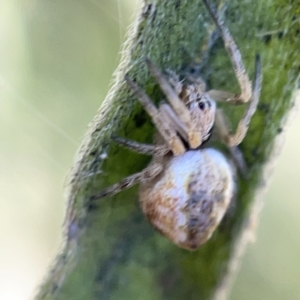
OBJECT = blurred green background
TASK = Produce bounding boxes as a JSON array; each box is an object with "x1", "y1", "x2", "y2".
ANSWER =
[{"x1": 1, "y1": 1, "x2": 299, "y2": 299}]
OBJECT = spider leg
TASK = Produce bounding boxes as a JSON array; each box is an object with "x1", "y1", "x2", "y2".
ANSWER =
[
  {"x1": 125, "y1": 75, "x2": 185, "y2": 155},
  {"x1": 146, "y1": 58, "x2": 202, "y2": 148},
  {"x1": 228, "y1": 146, "x2": 248, "y2": 179},
  {"x1": 184, "y1": 0, "x2": 228, "y2": 81},
  {"x1": 145, "y1": 58, "x2": 190, "y2": 123},
  {"x1": 215, "y1": 55, "x2": 262, "y2": 146},
  {"x1": 203, "y1": 0, "x2": 252, "y2": 104},
  {"x1": 90, "y1": 163, "x2": 163, "y2": 200},
  {"x1": 113, "y1": 136, "x2": 170, "y2": 156},
  {"x1": 164, "y1": 70, "x2": 183, "y2": 95},
  {"x1": 158, "y1": 104, "x2": 189, "y2": 141},
  {"x1": 214, "y1": 109, "x2": 248, "y2": 178}
]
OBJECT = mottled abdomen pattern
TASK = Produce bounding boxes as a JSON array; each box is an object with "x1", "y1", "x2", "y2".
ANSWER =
[{"x1": 139, "y1": 149, "x2": 235, "y2": 250}]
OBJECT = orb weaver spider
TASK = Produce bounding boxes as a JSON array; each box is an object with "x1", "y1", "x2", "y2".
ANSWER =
[{"x1": 91, "y1": 0, "x2": 262, "y2": 250}]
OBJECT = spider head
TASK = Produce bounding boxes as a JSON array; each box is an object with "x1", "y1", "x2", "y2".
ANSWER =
[{"x1": 182, "y1": 84, "x2": 216, "y2": 143}]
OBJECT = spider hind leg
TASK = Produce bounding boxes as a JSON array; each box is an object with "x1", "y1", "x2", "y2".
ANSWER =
[{"x1": 90, "y1": 162, "x2": 163, "y2": 201}]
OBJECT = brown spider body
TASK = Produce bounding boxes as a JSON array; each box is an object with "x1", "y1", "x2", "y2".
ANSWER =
[
  {"x1": 92, "y1": 0, "x2": 262, "y2": 250},
  {"x1": 140, "y1": 149, "x2": 235, "y2": 250}
]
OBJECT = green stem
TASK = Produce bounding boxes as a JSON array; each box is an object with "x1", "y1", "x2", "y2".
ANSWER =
[{"x1": 36, "y1": 1, "x2": 300, "y2": 299}]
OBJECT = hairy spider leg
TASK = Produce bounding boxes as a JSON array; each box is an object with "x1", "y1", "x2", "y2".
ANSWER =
[
  {"x1": 125, "y1": 75, "x2": 185, "y2": 155},
  {"x1": 215, "y1": 54, "x2": 262, "y2": 146},
  {"x1": 146, "y1": 58, "x2": 203, "y2": 148},
  {"x1": 158, "y1": 104, "x2": 189, "y2": 141},
  {"x1": 203, "y1": 0, "x2": 252, "y2": 104},
  {"x1": 90, "y1": 162, "x2": 163, "y2": 200},
  {"x1": 112, "y1": 136, "x2": 170, "y2": 156}
]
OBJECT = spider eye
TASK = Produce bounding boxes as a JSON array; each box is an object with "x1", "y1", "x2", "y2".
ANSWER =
[
  {"x1": 198, "y1": 101, "x2": 206, "y2": 110},
  {"x1": 190, "y1": 67, "x2": 196, "y2": 74}
]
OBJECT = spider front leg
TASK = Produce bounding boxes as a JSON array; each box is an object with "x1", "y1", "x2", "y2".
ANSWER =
[
  {"x1": 203, "y1": 0, "x2": 252, "y2": 105},
  {"x1": 146, "y1": 59, "x2": 203, "y2": 148},
  {"x1": 125, "y1": 75, "x2": 186, "y2": 155},
  {"x1": 158, "y1": 104, "x2": 189, "y2": 142},
  {"x1": 215, "y1": 54, "x2": 262, "y2": 146}
]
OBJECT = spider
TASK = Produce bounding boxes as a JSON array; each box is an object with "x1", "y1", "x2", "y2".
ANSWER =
[{"x1": 91, "y1": 0, "x2": 262, "y2": 250}]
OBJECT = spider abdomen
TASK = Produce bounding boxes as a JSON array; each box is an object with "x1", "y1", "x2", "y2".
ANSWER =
[{"x1": 139, "y1": 149, "x2": 235, "y2": 250}]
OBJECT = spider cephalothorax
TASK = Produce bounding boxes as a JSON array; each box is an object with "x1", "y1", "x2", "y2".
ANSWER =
[
  {"x1": 181, "y1": 83, "x2": 217, "y2": 144},
  {"x1": 91, "y1": 0, "x2": 262, "y2": 250}
]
